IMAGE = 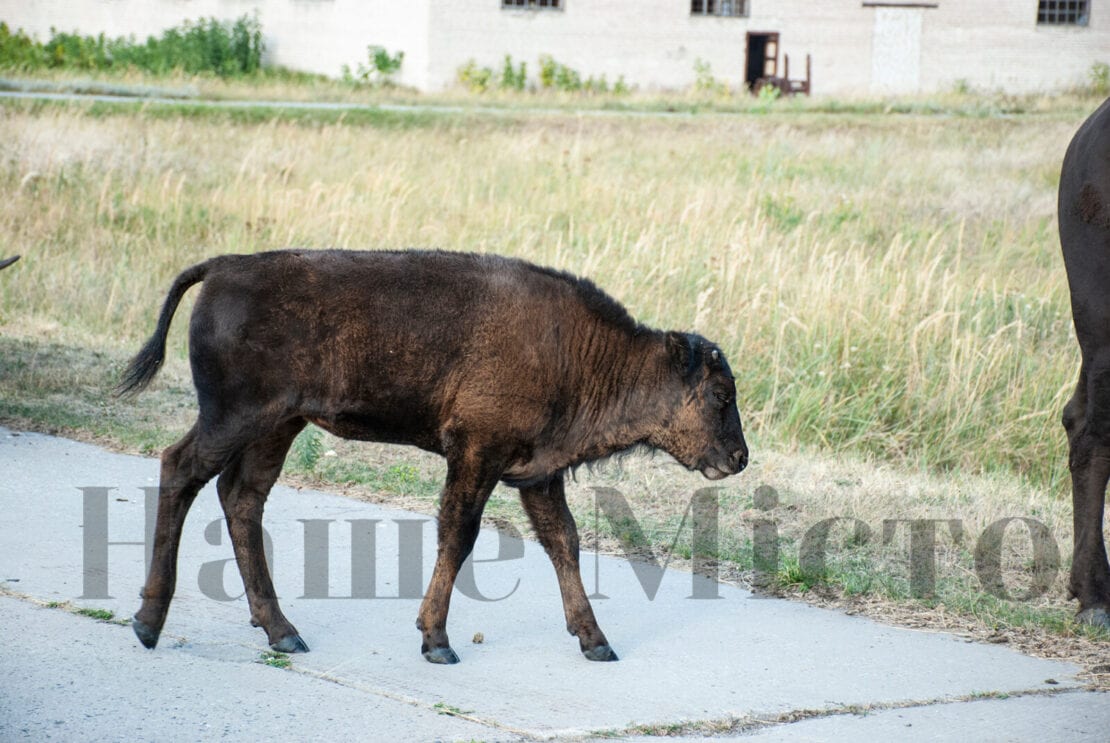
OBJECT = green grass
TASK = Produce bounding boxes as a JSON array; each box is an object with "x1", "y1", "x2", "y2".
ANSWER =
[
  {"x1": 75, "y1": 607, "x2": 115, "y2": 621},
  {"x1": 289, "y1": 427, "x2": 324, "y2": 471},
  {"x1": 432, "y1": 702, "x2": 474, "y2": 717},
  {"x1": 316, "y1": 461, "x2": 441, "y2": 500},
  {"x1": 0, "y1": 16, "x2": 263, "y2": 78},
  {"x1": 0, "y1": 338, "x2": 192, "y2": 454},
  {"x1": 0, "y1": 96, "x2": 456, "y2": 130},
  {"x1": 288, "y1": 429, "x2": 443, "y2": 501},
  {"x1": 35, "y1": 602, "x2": 133, "y2": 626},
  {"x1": 258, "y1": 650, "x2": 291, "y2": 669}
]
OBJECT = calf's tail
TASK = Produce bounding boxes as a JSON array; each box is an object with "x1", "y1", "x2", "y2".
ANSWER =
[{"x1": 116, "y1": 259, "x2": 212, "y2": 397}]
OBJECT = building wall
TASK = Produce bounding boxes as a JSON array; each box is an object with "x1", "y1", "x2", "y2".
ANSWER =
[
  {"x1": 426, "y1": 1, "x2": 877, "y2": 93},
  {"x1": 919, "y1": 0, "x2": 1110, "y2": 94},
  {"x1": 428, "y1": 1, "x2": 1110, "y2": 94},
  {"x1": 3, "y1": 1, "x2": 1108, "y2": 95}
]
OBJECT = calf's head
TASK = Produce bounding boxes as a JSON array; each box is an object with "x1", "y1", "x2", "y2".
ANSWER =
[{"x1": 650, "y1": 332, "x2": 749, "y2": 480}]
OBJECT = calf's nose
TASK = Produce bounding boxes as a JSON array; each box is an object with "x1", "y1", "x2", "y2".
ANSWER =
[{"x1": 733, "y1": 447, "x2": 748, "y2": 472}]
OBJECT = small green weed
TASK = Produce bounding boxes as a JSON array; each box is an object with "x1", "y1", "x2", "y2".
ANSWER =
[
  {"x1": 290, "y1": 426, "x2": 323, "y2": 472},
  {"x1": 1089, "y1": 61, "x2": 1110, "y2": 96},
  {"x1": 693, "y1": 58, "x2": 728, "y2": 97},
  {"x1": 75, "y1": 607, "x2": 115, "y2": 621},
  {"x1": 539, "y1": 55, "x2": 586, "y2": 92},
  {"x1": 341, "y1": 45, "x2": 404, "y2": 88},
  {"x1": 258, "y1": 650, "x2": 292, "y2": 669},
  {"x1": 457, "y1": 59, "x2": 495, "y2": 93},
  {"x1": 775, "y1": 555, "x2": 826, "y2": 592},
  {"x1": 756, "y1": 83, "x2": 782, "y2": 105},
  {"x1": 499, "y1": 55, "x2": 527, "y2": 92}
]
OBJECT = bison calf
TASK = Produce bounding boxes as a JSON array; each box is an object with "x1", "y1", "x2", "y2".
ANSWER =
[{"x1": 120, "y1": 249, "x2": 748, "y2": 662}]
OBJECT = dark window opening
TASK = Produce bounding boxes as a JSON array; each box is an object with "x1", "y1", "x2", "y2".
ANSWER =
[
  {"x1": 692, "y1": 0, "x2": 749, "y2": 18},
  {"x1": 1037, "y1": 1, "x2": 1089, "y2": 25},
  {"x1": 502, "y1": 0, "x2": 562, "y2": 9}
]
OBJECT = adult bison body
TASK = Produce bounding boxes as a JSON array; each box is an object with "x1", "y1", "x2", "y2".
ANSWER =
[
  {"x1": 1060, "y1": 98, "x2": 1110, "y2": 629},
  {"x1": 120, "y1": 249, "x2": 748, "y2": 662}
]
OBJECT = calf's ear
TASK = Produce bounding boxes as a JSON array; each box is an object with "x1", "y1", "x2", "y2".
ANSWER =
[{"x1": 666, "y1": 331, "x2": 696, "y2": 378}]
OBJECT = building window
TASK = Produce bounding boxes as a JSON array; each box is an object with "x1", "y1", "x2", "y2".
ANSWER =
[
  {"x1": 692, "y1": 0, "x2": 749, "y2": 17},
  {"x1": 1037, "y1": 1, "x2": 1089, "y2": 25},
  {"x1": 502, "y1": 0, "x2": 562, "y2": 9}
]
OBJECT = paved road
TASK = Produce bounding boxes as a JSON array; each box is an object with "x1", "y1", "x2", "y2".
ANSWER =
[{"x1": 1, "y1": 428, "x2": 1106, "y2": 741}]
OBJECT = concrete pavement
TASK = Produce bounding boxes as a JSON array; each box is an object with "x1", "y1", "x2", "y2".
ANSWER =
[{"x1": 1, "y1": 428, "x2": 1106, "y2": 741}]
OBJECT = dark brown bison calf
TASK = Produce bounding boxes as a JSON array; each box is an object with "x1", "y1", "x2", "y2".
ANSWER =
[
  {"x1": 120, "y1": 249, "x2": 748, "y2": 662},
  {"x1": 1060, "y1": 98, "x2": 1110, "y2": 629}
]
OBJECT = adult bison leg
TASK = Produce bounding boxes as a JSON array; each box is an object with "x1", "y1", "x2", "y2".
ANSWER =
[
  {"x1": 216, "y1": 419, "x2": 308, "y2": 652},
  {"x1": 1059, "y1": 99, "x2": 1110, "y2": 628},
  {"x1": 1063, "y1": 364, "x2": 1110, "y2": 627},
  {"x1": 520, "y1": 476, "x2": 617, "y2": 661},
  {"x1": 417, "y1": 446, "x2": 502, "y2": 664},
  {"x1": 133, "y1": 423, "x2": 229, "y2": 648}
]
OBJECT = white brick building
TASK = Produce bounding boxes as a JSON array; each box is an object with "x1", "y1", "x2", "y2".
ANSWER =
[{"x1": 6, "y1": 1, "x2": 1109, "y2": 95}]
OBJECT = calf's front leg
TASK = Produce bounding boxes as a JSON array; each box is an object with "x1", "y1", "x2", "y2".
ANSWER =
[
  {"x1": 417, "y1": 448, "x2": 501, "y2": 664},
  {"x1": 520, "y1": 476, "x2": 617, "y2": 661}
]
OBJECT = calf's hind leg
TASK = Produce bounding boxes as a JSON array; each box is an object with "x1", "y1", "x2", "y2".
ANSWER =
[
  {"x1": 216, "y1": 419, "x2": 309, "y2": 652},
  {"x1": 520, "y1": 476, "x2": 617, "y2": 661},
  {"x1": 134, "y1": 424, "x2": 233, "y2": 649}
]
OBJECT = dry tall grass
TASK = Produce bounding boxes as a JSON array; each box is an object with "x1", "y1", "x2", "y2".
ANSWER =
[
  {"x1": 3, "y1": 99, "x2": 1109, "y2": 649},
  {"x1": 0, "y1": 102, "x2": 1082, "y2": 487}
]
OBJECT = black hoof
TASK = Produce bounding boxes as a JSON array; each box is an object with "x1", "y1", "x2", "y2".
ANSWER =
[
  {"x1": 423, "y1": 646, "x2": 460, "y2": 665},
  {"x1": 271, "y1": 634, "x2": 310, "y2": 653},
  {"x1": 132, "y1": 617, "x2": 160, "y2": 649},
  {"x1": 1076, "y1": 606, "x2": 1110, "y2": 628},
  {"x1": 583, "y1": 644, "x2": 619, "y2": 662}
]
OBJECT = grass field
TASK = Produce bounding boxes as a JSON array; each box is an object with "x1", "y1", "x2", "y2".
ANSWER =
[{"x1": 0, "y1": 92, "x2": 1107, "y2": 670}]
